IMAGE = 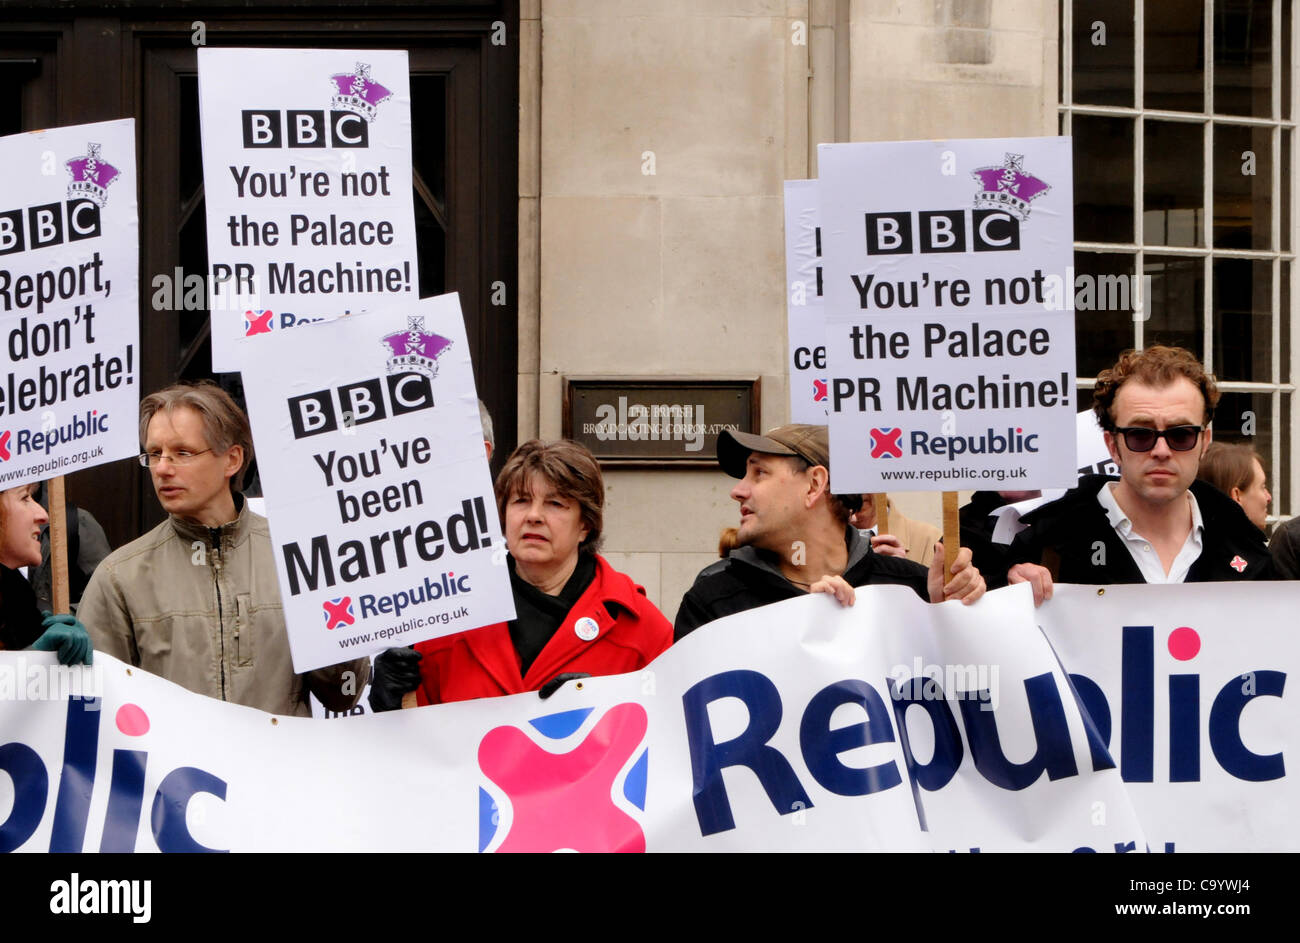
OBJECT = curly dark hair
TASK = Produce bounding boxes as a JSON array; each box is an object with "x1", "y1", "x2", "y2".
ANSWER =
[{"x1": 1092, "y1": 346, "x2": 1219, "y2": 433}]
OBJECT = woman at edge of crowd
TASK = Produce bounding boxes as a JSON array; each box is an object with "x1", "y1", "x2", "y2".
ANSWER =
[
  {"x1": 368, "y1": 439, "x2": 673, "y2": 707},
  {"x1": 1197, "y1": 442, "x2": 1271, "y2": 532},
  {"x1": 0, "y1": 483, "x2": 93, "y2": 664}
]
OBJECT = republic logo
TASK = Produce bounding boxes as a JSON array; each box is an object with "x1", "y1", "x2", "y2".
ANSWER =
[
  {"x1": 322, "y1": 596, "x2": 356, "y2": 630},
  {"x1": 870, "y1": 427, "x2": 903, "y2": 458},
  {"x1": 243, "y1": 310, "x2": 276, "y2": 336},
  {"x1": 476, "y1": 703, "x2": 649, "y2": 853}
]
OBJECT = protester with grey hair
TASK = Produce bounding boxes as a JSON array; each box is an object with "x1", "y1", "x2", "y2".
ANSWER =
[{"x1": 79, "y1": 381, "x2": 369, "y2": 715}]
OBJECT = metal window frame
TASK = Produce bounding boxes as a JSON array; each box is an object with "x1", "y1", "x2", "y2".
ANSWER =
[{"x1": 1061, "y1": 0, "x2": 1297, "y2": 519}]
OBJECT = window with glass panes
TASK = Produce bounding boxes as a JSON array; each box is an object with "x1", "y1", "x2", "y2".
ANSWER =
[{"x1": 1060, "y1": 0, "x2": 1295, "y2": 521}]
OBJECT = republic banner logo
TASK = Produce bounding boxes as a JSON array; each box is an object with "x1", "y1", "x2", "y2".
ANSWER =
[
  {"x1": 870, "y1": 427, "x2": 903, "y2": 458},
  {"x1": 322, "y1": 597, "x2": 356, "y2": 630},
  {"x1": 476, "y1": 703, "x2": 649, "y2": 853},
  {"x1": 244, "y1": 310, "x2": 276, "y2": 336}
]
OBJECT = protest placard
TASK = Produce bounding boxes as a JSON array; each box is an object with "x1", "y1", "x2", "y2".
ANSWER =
[
  {"x1": 818, "y1": 137, "x2": 1076, "y2": 494},
  {"x1": 1076, "y1": 406, "x2": 1116, "y2": 478},
  {"x1": 783, "y1": 179, "x2": 828, "y2": 423},
  {"x1": 237, "y1": 293, "x2": 514, "y2": 672},
  {"x1": 198, "y1": 48, "x2": 418, "y2": 372},
  {"x1": 0, "y1": 119, "x2": 139, "y2": 489}
]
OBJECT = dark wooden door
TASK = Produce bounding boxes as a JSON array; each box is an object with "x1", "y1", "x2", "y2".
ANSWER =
[{"x1": 0, "y1": 3, "x2": 518, "y2": 547}]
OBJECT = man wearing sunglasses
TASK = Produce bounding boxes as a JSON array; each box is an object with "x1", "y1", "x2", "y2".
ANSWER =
[{"x1": 1003, "y1": 346, "x2": 1274, "y2": 602}]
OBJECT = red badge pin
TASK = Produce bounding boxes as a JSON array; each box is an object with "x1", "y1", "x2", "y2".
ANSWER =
[{"x1": 1229, "y1": 555, "x2": 1247, "y2": 573}]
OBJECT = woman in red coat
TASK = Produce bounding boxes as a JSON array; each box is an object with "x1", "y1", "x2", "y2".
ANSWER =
[{"x1": 369, "y1": 439, "x2": 672, "y2": 707}]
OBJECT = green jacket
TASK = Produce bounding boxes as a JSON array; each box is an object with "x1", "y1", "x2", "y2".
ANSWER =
[{"x1": 80, "y1": 498, "x2": 369, "y2": 716}]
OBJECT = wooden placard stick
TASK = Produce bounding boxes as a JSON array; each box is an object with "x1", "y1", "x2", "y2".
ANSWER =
[
  {"x1": 871, "y1": 493, "x2": 889, "y2": 535},
  {"x1": 48, "y1": 475, "x2": 70, "y2": 614},
  {"x1": 942, "y1": 491, "x2": 959, "y2": 580}
]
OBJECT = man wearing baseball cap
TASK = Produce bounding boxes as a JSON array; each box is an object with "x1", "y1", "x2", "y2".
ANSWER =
[{"x1": 674, "y1": 424, "x2": 986, "y2": 641}]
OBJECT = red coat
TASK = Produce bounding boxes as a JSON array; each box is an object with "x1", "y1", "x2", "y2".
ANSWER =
[{"x1": 413, "y1": 554, "x2": 672, "y2": 705}]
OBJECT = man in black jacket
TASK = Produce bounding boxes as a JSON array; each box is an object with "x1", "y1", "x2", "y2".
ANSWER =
[
  {"x1": 959, "y1": 489, "x2": 1042, "y2": 578},
  {"x1": 1004, "y1": 346, "x2": 1275, "y2": 602},
  {"x1": 673, "y1": 424, "x2": 985, "y2": 642}
]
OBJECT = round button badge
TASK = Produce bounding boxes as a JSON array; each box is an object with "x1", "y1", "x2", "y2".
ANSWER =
[{"x1": 574, "y1": 617, "x2": 600, "y2": 642}]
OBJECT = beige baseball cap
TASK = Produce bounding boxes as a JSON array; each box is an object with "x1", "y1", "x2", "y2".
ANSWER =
[{"x1": 717, "y1": 424, "x2": 830, "y2": 479}]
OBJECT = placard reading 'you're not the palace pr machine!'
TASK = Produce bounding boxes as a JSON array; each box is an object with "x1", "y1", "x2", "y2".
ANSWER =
[
  {"x1": 783, "y1": 179, "x2": 828, "y2": 424},
  {"x1": 818, "y1": 138, "x2": 1076, "y2": 493},
  {"x1": 198, "y1": 48, "x2": 417, "y2": 372}
]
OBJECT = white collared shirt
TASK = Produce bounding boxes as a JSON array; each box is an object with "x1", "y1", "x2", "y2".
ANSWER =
[{"x1": 1096, "y1": 482, "x2": 1204, "y2": 583}]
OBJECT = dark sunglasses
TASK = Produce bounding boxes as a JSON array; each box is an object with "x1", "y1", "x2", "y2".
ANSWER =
[{"x1": 1114, "y1": 425, "x2": 1203, "y2": 452}]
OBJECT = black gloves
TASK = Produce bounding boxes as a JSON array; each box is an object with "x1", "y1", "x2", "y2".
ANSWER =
[{"x1": 369, "y1": 647, "x2": 423, "y2": 712}]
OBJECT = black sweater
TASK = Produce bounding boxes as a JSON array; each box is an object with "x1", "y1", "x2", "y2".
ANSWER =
[
  {"x1": 1002, "y1": 475, "x2": 1275, "y2": 584},
  {"x1": 0, "y1": 565, "x2": 45, "y2": 651}
]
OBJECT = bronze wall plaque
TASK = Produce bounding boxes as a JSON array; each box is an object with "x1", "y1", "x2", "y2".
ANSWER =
[{"x1": 563, "y1": 378, "x2": 760, "y2": 466}]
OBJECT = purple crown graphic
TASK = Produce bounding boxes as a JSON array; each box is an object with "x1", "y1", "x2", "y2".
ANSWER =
[
  {"x1": 971, "y1": 153, "x2": 1051, "y2": 221},
  {"x1": 65, "y1": 143, "x2": 121, "y2": 207},
  {"x1": 330, "y1": 62, "x2": 393, "y2": 122},
  {"x1": 381, "y1": 316, "x2": 454, "y2": 378}
]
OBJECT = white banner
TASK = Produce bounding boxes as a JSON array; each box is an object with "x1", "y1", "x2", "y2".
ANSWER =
[
  {"x1": 1041, "y1": 583, "x2": 1296, "y2": 853},
  {"x1": 29, "y1": 581, "x2": 1284, "y2": 853},
  {"x1": 237, "y1": 293, "x2": 514, "y2": 673},
  {"x1": 0, "y1": 120, "x2": 139, "y2": 487},
  {"x1": 5, "y1": 584, "x2": 1290, "y2": 852},
  {"x1": 783, "y1": 180, "x2": 828, "y2": 423},
  {"x1": 198, "y1": 48, "x2": 418, "y2": 372},
  {"x1": 818, "y1": 137, "x2": 1076, "y2": 493}
]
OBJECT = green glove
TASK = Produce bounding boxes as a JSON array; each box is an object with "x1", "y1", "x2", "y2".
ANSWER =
[{"x1": 32, "y1": 611, "x2": 93, "y2": 666}]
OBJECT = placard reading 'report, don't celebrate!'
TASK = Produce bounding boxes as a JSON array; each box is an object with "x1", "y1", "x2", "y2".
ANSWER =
[{"x1": 0, "y1": 119, "x2": 139, "y2": 488}]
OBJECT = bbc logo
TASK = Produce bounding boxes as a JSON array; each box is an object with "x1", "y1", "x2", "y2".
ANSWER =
[
  {"x1": 288, "y1": 373, "x2": 433, "y2": 439},
  {"x1": 240, "y1": 110, "x2": 369, "y2": 149},
  {"x1": 864, "y1": 209, "x2": 1019, "y2": 255},
  {"x1": 0, "y1": 200, "x2": 100, "y2": 255}
]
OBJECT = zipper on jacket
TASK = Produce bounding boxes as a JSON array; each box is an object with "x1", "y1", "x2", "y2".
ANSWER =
[{"x1": 211, "y1": 527, "x2": 226, "y2": 701}]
